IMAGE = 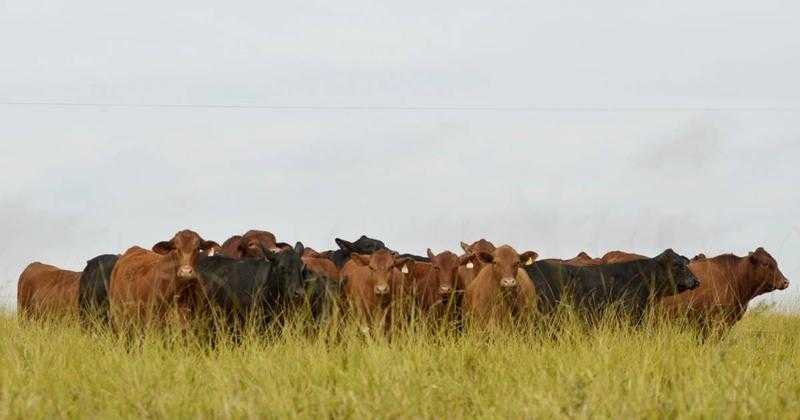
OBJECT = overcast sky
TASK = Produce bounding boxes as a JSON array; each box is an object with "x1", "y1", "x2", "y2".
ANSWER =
[{"x1": 1, "y1": 0, "x2": 798, "y2": 310}]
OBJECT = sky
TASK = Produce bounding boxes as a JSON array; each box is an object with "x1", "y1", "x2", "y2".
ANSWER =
[{"x1": 1, "y1": 0, "x2": 798, "y2": 310}]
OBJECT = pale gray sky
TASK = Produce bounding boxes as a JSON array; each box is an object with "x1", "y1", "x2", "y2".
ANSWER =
[{"x1": 1, "y1": 0, "x2": 798, "y2": 309}]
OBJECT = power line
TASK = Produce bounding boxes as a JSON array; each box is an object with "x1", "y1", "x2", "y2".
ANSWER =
[{"x1": 1, "y1": 101, "x2": 799, "y2": 112}]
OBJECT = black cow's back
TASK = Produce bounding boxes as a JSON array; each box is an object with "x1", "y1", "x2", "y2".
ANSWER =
[
  {"x1": 526, "y1": 257, "x2": 682, "y2": 321},
  {"x1": 78, "y1": 254, "x2": 119, "y2": 325}
]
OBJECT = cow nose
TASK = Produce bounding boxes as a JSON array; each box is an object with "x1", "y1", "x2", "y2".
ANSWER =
[
  {"x1": 779, "y1": 279, "x2": 790, "y2": 290},
  {"x1": 500, "y1": 277, "x2": 517, "y2": 288},
  {"x1": 439, "y1": 285, "x2": 452, "y2": 295},
  {"x1": 178, "y1": 265, "x2": 195, "y2": 279},
  {"x1": 374, "y1": 284, "x2": 389, "y2": 295}
]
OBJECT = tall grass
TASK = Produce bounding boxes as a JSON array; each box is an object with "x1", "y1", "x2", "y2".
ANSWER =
[{"x1": 0, "y1": 307, "x2": 798, "y2": 419}]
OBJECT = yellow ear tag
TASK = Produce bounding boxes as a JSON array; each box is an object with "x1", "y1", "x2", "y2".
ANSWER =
[
  {"x1": 401, "y1": 264, "x2": 409, "y2": 274},
  {"x1": 466, "y1": 262, "x2": 474, "y2": 269},
  {"x1": 525, "y1": 257, "x2": 534, "y2": 266}
]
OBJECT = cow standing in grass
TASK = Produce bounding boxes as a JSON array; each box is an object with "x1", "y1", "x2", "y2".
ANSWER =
[
  {"x1": 198, "y1": 243, "x2": 308, "y2": 334},
  {"x1": 108, "y1": 230, "x2": 219, "y2": 329},
  {"x1": 527, "y1": 249, "x2": 700, "y2": 323},
  {"x1": 17, "y1": 262, "x2": 81, "y2": 319},
  {"x1": 464, "y1": 245, "x2": 539, "y2": 327},
  {"x1": 658, "y1": 247, "x2": 789, "y2": 331},
  {"x1": 406, "y1": 249, "x2": 466, "y2": 322},
  {"x1": 341, "y1": 249, "x2": 411, "y2": 331}
]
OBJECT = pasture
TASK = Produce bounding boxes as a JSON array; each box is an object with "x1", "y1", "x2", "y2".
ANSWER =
[{"x1": 1, "y1": 308, "x2": 798, "y2": 419}]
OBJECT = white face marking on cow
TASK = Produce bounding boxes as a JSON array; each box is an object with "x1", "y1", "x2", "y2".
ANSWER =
[
  {"x1": 208, "y1": 248, "x2": 215, "y2": 257},
  {"x1": 466, "y1": 262, "x2": 474, "y2": 269},
  {"x1": 525, "y1": 257, "x2": 534, "y2": 266},
  {"x1": 401, "y1": 264, "x2": 409, "y2": 274}
]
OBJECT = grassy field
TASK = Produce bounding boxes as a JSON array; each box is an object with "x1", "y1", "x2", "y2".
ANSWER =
[{"x1": 0, "y1": 309, "x2": 798, "y2": 419}]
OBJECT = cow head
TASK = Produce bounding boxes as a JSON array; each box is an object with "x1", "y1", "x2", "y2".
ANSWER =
[
  {"x1": 335, "y1": 235, "x2": 392, "y2": 254},
  {"x1": 239, "y1": 230, "x2": 278, "y2": 259},
  {"x1": 426, "y1": 249, "x2": 461, "y2": 298},
  {"x1": 266, "y1": 242, "x2": 307, "y2": 300},
  {"x1": 747, "y1": 247, "x2": 789, "y2": 292},
  {"x1": 473, "y1": 245, "x2": 538, "y2": 289},
  {"x1": 460, "y1": 239, "x2": 496, "y2": 256},
  {"x1": 152, "y1": 230, "x2": 220, "y2": 280},
  {"x1": 350, "y1": 249, "x2": 410, "y2": 297},
  {"x1": 654, "y1": 249, "x2": 700, "y2": 292}
]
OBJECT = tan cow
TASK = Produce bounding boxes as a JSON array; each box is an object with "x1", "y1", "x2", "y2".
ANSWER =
[
  {"x1": 341, "y1": 249, "x2": 412, "y2": 329},
  {"x1": 17, "y1": 262, "x2": 81, "y2": 319},
  {"x1": 109, "y1": 230, "x2": 219, "y2": 328},
  {"x1": 465, "y1": 245, "x2": 539, "y2": 327}
]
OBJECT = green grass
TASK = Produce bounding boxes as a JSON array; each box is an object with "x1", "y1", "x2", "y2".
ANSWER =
[{"x1": 0, "y1": 309, "x2": 798, "y2": 419}]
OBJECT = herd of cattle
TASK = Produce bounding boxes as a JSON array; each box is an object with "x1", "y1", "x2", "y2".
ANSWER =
[{"x1": 16, "y1": 229, "x2": 791, "y2": 333}]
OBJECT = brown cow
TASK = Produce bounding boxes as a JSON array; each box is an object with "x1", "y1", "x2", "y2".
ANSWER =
[
  {"x1": 220, "y1": 230, "x2": 278, "y2": 259},
  {"x1": 658, "y1": 247, "x2": 790, "y2": 330},
  {"x1": 601, "y1": 250, "x2": 648, "y2": 264},
  {"x1": 302, "y1": 255, "x2": 340, "y2": 281},
  {"x1": 407, "y1": 249, "x2": 466, "y2": 315},
  {"x1": 465, "y1": 245, "x2": 539, "y2": 327},
  {"x1": 302, "y1": 247, "x2": 321, "y2": 257},
  {"x1": 17, "y1": 262, "x2": 81, "y2": 318},
  {"x1": 458, "y1": 239, "x2": 498, "y2": 289},
  {"x1": 108, "y1": 230, "x2": 219, "y2": 328},
  {"x1": 341, "y1": 249, "x2": 412, "y2": 328},
  {"x1": 541, "y1": 251, "x2": 603, "y2": 267}
]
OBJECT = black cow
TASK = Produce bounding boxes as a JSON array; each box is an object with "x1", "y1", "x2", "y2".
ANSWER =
[
  {"x1": 525, "y1": 249, "x2": 699, "y2": 322},
  {"x1": 77, "y1": 254, "x2": 120, "y2": 326},
  {"x1": 397, "y1": 253, "x2": 431, "y2": 263},
  {"x1": 328, "y1": 235, "x2": 395, "y2": 268},
  {"x1": 197, "y1": 243, "x2": 308, "y2": 333}
]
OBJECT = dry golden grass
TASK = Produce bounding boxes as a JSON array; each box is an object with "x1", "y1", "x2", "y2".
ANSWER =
[{"x1": 0, "y1": 307, "x2": 798, "y2": 419}]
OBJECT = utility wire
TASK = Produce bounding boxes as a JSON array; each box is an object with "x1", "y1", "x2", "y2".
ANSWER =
[{"x1": 1, "y1": 101, "x2": 799, "y2": 112}]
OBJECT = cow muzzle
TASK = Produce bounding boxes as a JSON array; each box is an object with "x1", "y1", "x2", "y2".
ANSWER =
[
  {"x1": 500, "y1": 277, "x2": 517, "y2": 288},
  {"x1": 439, "y1": 285, "x2": 452, "y2": 296},
  {"x1": 777, "y1": 278, "x2": 790, "y2": 290},
  {"x1": 177, "y1": 265, "x2": 196, "y2": 279},
  {"x1": 678, "y1": 275, "x2": 700, "y2": 292},
  {"x1": 374, "y1": 284, "x2": 390, "y2": 296}
]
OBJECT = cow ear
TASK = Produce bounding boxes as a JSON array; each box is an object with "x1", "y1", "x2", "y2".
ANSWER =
[
  {"x1": 460, "y1": 242, "x2": 471, "y2": 253},
  {"x1": 393, "y1": 258, "x2": 413, "y2": 274},
  {"x1": 294, "y1": 242, "x2": 305, "y2": 256},
  {"x1": 201, "y1": 240, "x2": 220, "y2": 251},
  {"x1": 427, "y1": 248, "x2": 435, "y2": 259},
  {"x1": 335, "y1": 238, "x2": 355, "y2": 251},
  {"x1": 350, "y1": 253, "x2": 370, "y2": 266},
  {"x1": 476, "y1": 251, "x2": 494, "y2": 263},
  {"x1": 519, "y1": 251, "x2": 539, "y2": 266},
  {"x1": 152, "y1": 240, "x2": 175, "y2": 255}
]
